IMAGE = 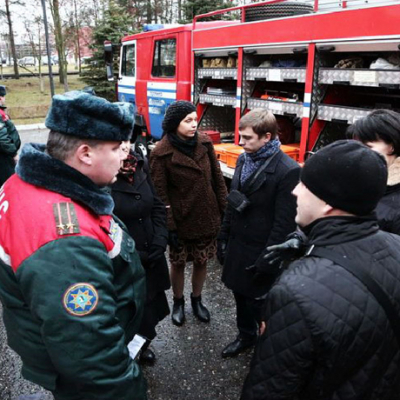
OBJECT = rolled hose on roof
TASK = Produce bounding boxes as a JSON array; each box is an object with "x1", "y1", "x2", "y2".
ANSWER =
[{"x1": 244, "y1": 2, "x2": 314, "y2": 22}]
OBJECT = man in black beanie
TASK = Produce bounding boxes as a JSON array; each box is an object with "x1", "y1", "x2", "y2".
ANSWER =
[
  {"x1": 0, "y1": 91, "x2": 147, "y2": 400},
  {"x1": 0, "y1": 84, "x2": 21, "y2": 187},
  {"x1": 241, "y1": 140, "x2": 400, "y2": 400}
]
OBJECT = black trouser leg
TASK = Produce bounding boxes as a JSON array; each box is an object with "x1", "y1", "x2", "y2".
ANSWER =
[{"x1": 233, "y1": 291, "x2": 259, "y2": 340}]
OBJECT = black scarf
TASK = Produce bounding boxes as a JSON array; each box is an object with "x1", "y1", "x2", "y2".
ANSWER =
[{"x1": 167, "y1": 132, "x2": 198, "y2": 158}]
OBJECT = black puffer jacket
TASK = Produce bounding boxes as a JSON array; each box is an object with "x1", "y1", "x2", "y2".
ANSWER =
[
  {"x1": 241, "y1": 217, "x2": 400, "y2": 400},
  {"x1": 376, "y1": 157, "x2": 400, "y2": 235}
]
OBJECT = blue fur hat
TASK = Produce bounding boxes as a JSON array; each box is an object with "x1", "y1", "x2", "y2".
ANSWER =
[
  {"x1": 45, "y1": 91, "x2": 134, "y2": 141},
  {"x1": 0, "y1": 85, "x2": 6, "y2": 96}
]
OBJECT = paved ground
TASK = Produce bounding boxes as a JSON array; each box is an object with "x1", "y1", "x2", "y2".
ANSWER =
[
  {"x1": 16, "y1": 124, "x2": 49, "y2": 148},
  {"x1": 0, "y1": 260, "x2": 253, "y2": 400}
]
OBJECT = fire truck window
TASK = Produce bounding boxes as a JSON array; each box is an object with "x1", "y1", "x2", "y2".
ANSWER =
[
  {"x1": 152, "y1": 39, "x2": 176, "y2": 78},
  {"x1": 122, "y1": 45, "x2": 135, "y2": 77}
]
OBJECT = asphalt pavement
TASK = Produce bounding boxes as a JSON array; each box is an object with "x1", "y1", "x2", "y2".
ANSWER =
[{"x1": 0, "y1": 260, "x2": 253, "y2": 400}]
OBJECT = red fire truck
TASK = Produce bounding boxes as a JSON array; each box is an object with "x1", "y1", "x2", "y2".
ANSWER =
[{"x1": 105, "y1": 0, "x2": 400, "y2": 177}]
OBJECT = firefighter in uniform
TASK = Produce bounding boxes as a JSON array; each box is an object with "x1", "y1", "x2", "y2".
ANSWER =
[
  {"x1": 0, "y1": 91, "x2": 147, "y2": 400},
  {"x1": 0, "y1": 85, "x2": 21, "y2": 187}
]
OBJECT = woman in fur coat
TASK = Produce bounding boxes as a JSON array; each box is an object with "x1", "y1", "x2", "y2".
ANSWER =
[
  {"x1": 150, "y1": 101, "x2": 227, "y2": 326},
  {"x1": 348, "y1": 109, "x2": 400, "y2": 234}
]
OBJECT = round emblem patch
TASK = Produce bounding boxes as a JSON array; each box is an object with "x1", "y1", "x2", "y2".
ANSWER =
[{"x1": 63, "y1": 283, "x2": 99, "y2": 316}]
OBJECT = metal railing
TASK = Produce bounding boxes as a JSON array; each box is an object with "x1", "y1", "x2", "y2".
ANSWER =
[{"x1": 193, "y1": 0, "x2": 400, "y2": 28}]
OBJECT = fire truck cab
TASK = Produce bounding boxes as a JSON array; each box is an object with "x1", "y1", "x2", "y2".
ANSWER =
[{"x1": 106, "y1": 0, "x2": 400, "y2": 176}]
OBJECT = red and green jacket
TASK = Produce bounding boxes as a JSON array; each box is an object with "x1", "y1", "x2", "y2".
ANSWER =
[{"x1": 0, "y1": 143, "x2": 147, "y2": 399}]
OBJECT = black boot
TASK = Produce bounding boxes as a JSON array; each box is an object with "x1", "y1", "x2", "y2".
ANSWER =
[
  {"x1": 140, "y1": 348, "x2": 156, "y2": 364},
  {"x1": 221, "y1": 335, "x2": 257, "y2": 358},
  {"x1": 139, "y1": 340, "x2": 156, "y2": 364},
  {"x1": 172, "y1": 296, "x2": 185, "y2": 326},
  {"x1": 191, "y1": 293, "x2": 210, "y2": 323}
]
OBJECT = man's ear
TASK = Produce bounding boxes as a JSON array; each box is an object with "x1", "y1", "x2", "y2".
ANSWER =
[
  {"x1": 322, "y1": 203, "x2": 334, "y2": 216},
  {"x1": 263, "y1": 132, "x2": 272, "y2": 143},
  {"x1": 76, "y1": 144, "x2": 93, "y2": 166}
]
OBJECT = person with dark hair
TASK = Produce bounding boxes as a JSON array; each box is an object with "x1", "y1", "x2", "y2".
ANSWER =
[
  {"x1": 0, "y1": 85, "x2": 21, "y2": 187},
  {"x1": 111, "y1": 137, "x2": 170, "y2": 364},
  {"x1": 0, "y1": 91, "x2": 147, "y2": 400},
  {"x1": 150, "y1": 100, "x2": 227, "y2": 326},
  {"x1": 348, "y1": 109, "x2": 400, "y2": 234},
  {"x1": 241, "y1": 140, "x2": 400, "y2": 400},
  {"x1": 218, "y1": 108, "x2": 300, "y2": 358}
]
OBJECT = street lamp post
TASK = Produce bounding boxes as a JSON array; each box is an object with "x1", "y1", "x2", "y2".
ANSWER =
[{"x1": 40, "y1": 0, "x2": 55, "y2": 97}]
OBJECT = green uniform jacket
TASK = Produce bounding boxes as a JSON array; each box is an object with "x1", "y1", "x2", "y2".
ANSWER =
[
  {"x1": 0, "y1": 144, "x2": 147, "y2": 399},
  {"x1": 0, "y1": 107, "x2": 21, "y2": 186}
]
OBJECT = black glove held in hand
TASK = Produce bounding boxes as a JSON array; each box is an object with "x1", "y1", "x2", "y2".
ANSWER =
[
  {"x1": 168, "y1": 231, "x2": 180, "y2": 251},
  {"x1": 263, "y1": 231, "x2": 307, "y2": 268},
  {"x1": 148, "y1": 244, "x2": 165, "y2": 264},
  {"x1": 250, "y1": 231, "x2": 307, "y2": 276},
  {"x1": 216, "y1": 240, "x2": 227, "y2": 265}
]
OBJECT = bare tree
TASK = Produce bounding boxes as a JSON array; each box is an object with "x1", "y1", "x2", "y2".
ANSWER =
[
  {"x1": 2, "y1": 0, "x2": 21, "y2": 78},
  {"x1": 49, "y1": 0, "x2": 68, "y2": 90}
]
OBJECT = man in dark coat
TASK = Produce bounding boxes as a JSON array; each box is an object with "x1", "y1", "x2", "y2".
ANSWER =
[
  {"x1": 218, "y1": 109, "x2": 300, "y2": 358},
  {"x1": 0, "y1": 85, "x2": 21, "y2": 187},
  {"x1": 0, "y1": 91, "x2": 147, "y2": 400},
  {"x1": 241, "y1": 140, "x2": 400, "y2": 400}
]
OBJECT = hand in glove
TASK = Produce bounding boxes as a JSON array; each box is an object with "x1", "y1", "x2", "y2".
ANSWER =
[
  {"x1": 148, "y1": 244, "x2": 165, "y2": 264},
  {"x1": 217, "y1": 240, "x2": 227, "y2": 265},
  {"x1": 168, "y1": 231, "x2": 180, "y2": 251},
  {"x1": 248, "y1": 231, "x2": 307, "y2": 276},
  {"x1": 263, "y1": 231, "x2": 307, "y2": 267}
]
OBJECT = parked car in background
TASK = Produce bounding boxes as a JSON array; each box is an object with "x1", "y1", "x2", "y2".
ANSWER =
[
  {"x1": 18, "y1": 57, "x2": 36, "y2": 66},
  {"x1": 42, "y1": 56, "x2": 56, "y2": 65}
]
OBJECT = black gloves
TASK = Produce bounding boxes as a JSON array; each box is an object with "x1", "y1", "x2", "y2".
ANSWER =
[
  {"x1": 148, "y1": 244, "x2": 165, "y2": 264},
  {"x1": 168, "y1": 231, "x2": 180, "y2": 251},
  {"x1": 217, "y1": 240, "x2": 227, "y2": 265},
  {"x1": 263, "y1": 231, "x2": 307, "y2": 267},
  {"x1": 252, "y1": 231, "x2": 307, "y2": 276}
]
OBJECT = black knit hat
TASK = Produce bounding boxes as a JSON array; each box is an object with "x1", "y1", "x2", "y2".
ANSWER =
[
  {"x1": 0, "y1": 85, "x2": 6, "y2": 97},
  {"x1": 45, "y1": 91, "x2": 134, "y2": 141},
  {"x1": 162, "y1": 100, "x2": 196, "y2": 135},
  {"x1": 301, "y1": 140, "x2": 388, "y2": 215}
]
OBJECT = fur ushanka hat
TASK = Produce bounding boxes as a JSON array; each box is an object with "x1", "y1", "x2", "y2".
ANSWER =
[
  {"x1": 162, "y1": 100, "x2": 196, "y2": 136},
  {"x1": 45, "y1": 91, "x2": 134, "y2": 141},
  {"x1": 0, "y1": 85, "x2": 6, "y2": 97}
]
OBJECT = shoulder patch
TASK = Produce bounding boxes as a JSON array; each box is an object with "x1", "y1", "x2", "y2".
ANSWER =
[
  {"x1": 53, "y1": 202, "x2": 80, "y2": 236},
  {"x1": 63, "y1": 283, "x2": 99, "y2": 316}
]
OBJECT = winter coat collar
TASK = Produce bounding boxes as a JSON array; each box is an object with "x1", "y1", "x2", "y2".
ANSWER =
[
  {"x1": 154, "y1": 133, "x2": 212, "y2": 171},
  {"x1": 387, "y1": 157, "x2": 400, "y2": 186},
  {"x1": 233, "y1": 150, "x2": 284, "y2": 192},
  {"x1": 16, "y1": 143, "x2": 114, "y2": 215},
  {"x1": 112, "y1": 151, "x2": 146, "y2": 194},
  {"x1": 304, "y1": 215, "x2": 379, "y2": 247}
]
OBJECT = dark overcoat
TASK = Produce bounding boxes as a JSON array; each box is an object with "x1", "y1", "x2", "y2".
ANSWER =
[
  {"x1": 220, "y1": 150, "x2": 300, "y2": 298},
  {"x1": 0, "y1": 109, "x2": 21, "y2": 187},
  {"x1": 150, "y1": 133, "x2": 227, "y2": 241},
  {"x1": 111, "y1": 153, "x2": 170, "y2": 300}
]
